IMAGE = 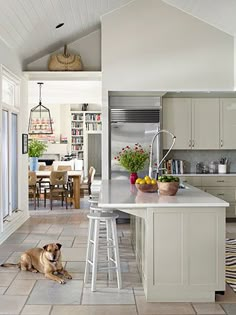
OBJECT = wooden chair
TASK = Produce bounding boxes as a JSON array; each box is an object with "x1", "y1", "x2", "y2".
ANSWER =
[
  {"x1": 57, "y1": 165, "x2": 72, "y2": 171},
  {"x1": 80, "y1": 166, "x2": 96, "y2": 197},
  {"x1": 44, "y1": 171, "x2": 69, "y2": 210},
  {"x1": 38, "y1": 165, "x2": 53, "y2": 194},
  {"x1": 28, "y1": 171, "x2": 39, "y2": 210}
]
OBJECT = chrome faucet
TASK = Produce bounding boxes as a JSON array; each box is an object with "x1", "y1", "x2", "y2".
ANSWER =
[{"x1": 148, "y1": 129, "x2": 176, "y2": 178}]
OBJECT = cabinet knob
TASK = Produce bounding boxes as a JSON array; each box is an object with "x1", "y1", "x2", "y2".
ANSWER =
[
  {"x1": 217, "y1": 180, "x2": 225, "y2": 183},
  {"x1": 220, "y1": 140, "x2": 223, "y2": 147},
  {"x1": 192, "y1": 140, "x2": 195, "y2": 148}
]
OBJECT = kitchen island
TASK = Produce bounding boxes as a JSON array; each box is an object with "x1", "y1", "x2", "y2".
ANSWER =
[{"x1": 98, "y1": 180, "x2": 229, "y2": 302}]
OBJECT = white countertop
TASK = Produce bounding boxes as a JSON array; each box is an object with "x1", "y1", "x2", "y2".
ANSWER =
[
  {"x1": 98, "y1": 180, "x2": 229, "y2": 208},
  {"x1": 175, "y1": 173, "x2": 236, "y2": 176}
]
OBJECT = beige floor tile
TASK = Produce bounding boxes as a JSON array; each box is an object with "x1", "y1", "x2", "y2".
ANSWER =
[
  {"x1": 216, "y1": 284, "x2": 236, "y2": 303},
  {"x1": 193, "y1": 302, "x2": 226, "y2": 314},
  {"x1": 51, "y1": 305, "x2": 137, "y2": 315},
  {"x1": 0, "y1": 272, "x2": 18, "y2": 286},
  {"x1": 82, "y1": 287, "x2": 135, "y2": 305},
  {"x1": 0, "y1": 295, "x2": 27, "y2": 314},
  {"x1": 62, "y1": 247, "x2": 87, "y2": 261},
  {"x1": 21, "y1": 304, "x2": 52, "y2": 315},
  {"x1": 5, "y1": 279, "x2": 36, "y2": 295},
  {"x1": 15, "y1": 271, "x2": 45, "y2": 280},
  {"x1": 135, "y1": 296, "x2": 195, "y2": 314},
  {"x1": 0, "y1": 287, "x2": 7, "y2": 294}
]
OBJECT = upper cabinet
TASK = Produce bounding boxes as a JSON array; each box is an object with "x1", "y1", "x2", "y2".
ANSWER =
[
  {"x1": 220, "y1": 98, "x2": 236, "y2": 149},
  {"x1": 163, "y1": 98, "x2": 192, "y2": 149},
  {"x1": 163, "y1": 98, "x2": 220, "y2": 150},
  {"x1": 192, "y1": 98, "x2": 219, "y2": 149}
]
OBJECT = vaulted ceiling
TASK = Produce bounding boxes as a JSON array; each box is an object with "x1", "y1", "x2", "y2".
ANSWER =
[
  {"x1": 0, "y1": 0, "x2": 235, "y2": 67},
  {"x1": 0, "y1": 0, "x2": 132, "y2": 65}
]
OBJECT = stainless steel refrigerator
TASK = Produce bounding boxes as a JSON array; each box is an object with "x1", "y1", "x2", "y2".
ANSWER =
[
  {"x1": 109, "y1": 96, "x2": 162, "y2": 222},
  {"x1": 109, "y1": 96, "x2": 162, "y2": 180}
]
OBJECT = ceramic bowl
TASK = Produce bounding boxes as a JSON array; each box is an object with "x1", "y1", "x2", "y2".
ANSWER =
[
  {"x1": 135, "y1": 183, "x2": 158, "y2": 193},
  {"x1": 158, "y1": 181, "x2": 179, "y2": 196}
]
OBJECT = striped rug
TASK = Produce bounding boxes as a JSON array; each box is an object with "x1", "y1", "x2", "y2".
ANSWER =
[{"x1": 226, "y1": 238, "x2": 236, "y2": 291}]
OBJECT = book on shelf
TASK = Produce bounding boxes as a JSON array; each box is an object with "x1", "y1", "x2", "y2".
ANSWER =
[{"x1": 163, "y1": 159, "x2": 185, "y2": 174}]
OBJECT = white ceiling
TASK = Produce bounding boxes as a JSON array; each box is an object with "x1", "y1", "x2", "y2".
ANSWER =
[
  {"x1": 1, "y1": 0, "x2": 235, "y2": 67},
  {"x1": 0, "y1": 0, "x2": 132, "y2": 65}
]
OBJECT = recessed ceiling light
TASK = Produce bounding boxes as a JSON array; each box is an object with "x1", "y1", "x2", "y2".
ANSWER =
[{"x1": 56, "y1": 23, "x2": 64, "y2": 29}]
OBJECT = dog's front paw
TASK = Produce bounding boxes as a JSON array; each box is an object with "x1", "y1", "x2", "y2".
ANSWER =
[
  {"x1": 59, "y1": 278, "x2": 66, "y2": 284},
  {"x1": 65, "y1": 273, "x2": 72, "y2": 279}
]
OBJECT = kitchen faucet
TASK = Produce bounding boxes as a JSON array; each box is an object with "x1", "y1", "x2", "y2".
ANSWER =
[{"x1": 148, "y1": 129, "x2": 176, "y2": 179}]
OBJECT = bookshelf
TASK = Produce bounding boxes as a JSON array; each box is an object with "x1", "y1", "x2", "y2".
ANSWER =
[{"x1": 70, "y1": 111, "x2": 102, "y2": 162}]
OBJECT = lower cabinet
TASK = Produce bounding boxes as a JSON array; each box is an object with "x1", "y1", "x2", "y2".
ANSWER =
[{"x1": 179, "y1": 175, "x2": 236, "y2": 219}]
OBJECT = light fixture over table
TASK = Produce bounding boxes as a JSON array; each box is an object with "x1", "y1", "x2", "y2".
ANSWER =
[{"x1": 28, "y1": 82, "x2": 53, "y2": 135}]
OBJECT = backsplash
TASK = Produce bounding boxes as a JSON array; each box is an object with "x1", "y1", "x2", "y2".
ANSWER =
[{"x1": 163, "y1": 150, "x2": 236, "y2": 173}]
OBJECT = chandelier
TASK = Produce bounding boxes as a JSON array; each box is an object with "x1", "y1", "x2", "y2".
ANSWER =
[{"x1": 28, "y1": 82, "x2": 53, "y2": 134}]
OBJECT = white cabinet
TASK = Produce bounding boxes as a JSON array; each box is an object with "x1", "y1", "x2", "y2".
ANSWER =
[
  {"x1": 192, "y1": 98, "x2": 219, "y2": 149},
  {"x1": 220, "y1": 98, "x2": 236, "y2": 149},
  {"x1": 163, "y1": 98, "x2": 192, "y2": 149},
  {"x1": 163, "y1": 98, "x2": 220, "y2": 149}
]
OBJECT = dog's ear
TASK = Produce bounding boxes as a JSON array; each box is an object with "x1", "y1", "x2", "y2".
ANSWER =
[
  {"x1": 56, "y1": 243, "x2": 62, "y2": 250},
  {"x1": 43, "y1": 244, "x2": 49, "y2": 251}
]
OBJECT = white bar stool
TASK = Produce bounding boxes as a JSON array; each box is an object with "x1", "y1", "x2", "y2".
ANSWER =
[{"x1": 84, "y1": 212, "x2": 122, "y2": 292}]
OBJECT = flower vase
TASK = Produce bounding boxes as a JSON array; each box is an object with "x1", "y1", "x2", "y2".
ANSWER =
[{"x1": 130, "y1": 172, "x2": 138, "y2": 184}]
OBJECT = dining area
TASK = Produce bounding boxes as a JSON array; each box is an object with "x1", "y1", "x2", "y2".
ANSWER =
[{"x1": 28, "y1": 162, "x2": 96, "y2": 210}]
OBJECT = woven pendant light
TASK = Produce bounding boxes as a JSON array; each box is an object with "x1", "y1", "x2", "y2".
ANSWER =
[{"x1": 28, "y1": 82, "x2": 53, "y2": 134}]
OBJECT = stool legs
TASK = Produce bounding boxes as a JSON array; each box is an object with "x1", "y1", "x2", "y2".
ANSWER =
[
  {"x1": 91, "y1": 219, "x2": 99, "y2": 292},
  {"x1": 84, "y1": 214, "x2": 122, "y2": 292},
  {"x1": 111, "y1": 218, "x2": 122, "y2": 289},
  {"x1": 106, "y1": 220, "x2": 113, "y2": 281}
]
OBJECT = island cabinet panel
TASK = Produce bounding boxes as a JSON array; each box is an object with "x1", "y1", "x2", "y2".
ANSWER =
[
  {"x1": 153, "y1": 212, "x2": 183, "y2": 285},
  {"x1": 145, "y1": 207, "x2": 225, "y2": 302},
  {"x1": 188, "y1": 212, "x2": 218, "y2": 286}
]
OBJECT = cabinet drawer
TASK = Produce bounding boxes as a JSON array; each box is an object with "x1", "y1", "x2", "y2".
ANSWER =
[
  {"x1": 179, "y1": 176, "x2": 202, "y2": 187},
  {"x1": 205, "y1": 188, "x2": 236, "y2": 203},
  {"x1": 202, "y1": 176, "x2": 236, "y2": 187}
]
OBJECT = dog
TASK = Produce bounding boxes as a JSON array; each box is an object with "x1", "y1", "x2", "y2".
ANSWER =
[{"x1": 1, "y1": 243, "x2": 72, "y2": 284}]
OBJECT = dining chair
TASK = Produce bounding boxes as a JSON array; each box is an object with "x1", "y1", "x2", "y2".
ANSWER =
[
  {"x1": 57, "y1": 165, "x2": 72, "y2": 171},
  {"x1": 80, "y1": 166, "x2": 96, "y2": 197},
  {"x1": 28, "y1": 171, "x2": 39, "y2": 210},
  {"x1": 44, "y1": 171, "x2": 69, "y2": 210}
]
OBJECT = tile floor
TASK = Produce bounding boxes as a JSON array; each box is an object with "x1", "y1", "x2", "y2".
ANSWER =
[{"x1": 0, "y1": 199, "x2": 236, "y2": 314}]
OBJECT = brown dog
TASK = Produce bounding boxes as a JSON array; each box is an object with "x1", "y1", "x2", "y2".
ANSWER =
[{"x1": 1, "y1": 243, "x2": 72, "y2": 284}]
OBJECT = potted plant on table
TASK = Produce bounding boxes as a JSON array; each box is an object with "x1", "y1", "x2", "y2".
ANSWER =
[
  {"x1": 114, "y1": 144, "x2": 149, "y2": 184},
  {"x1": 28, "y1": 139, "x2": 47, "y2": 171}
]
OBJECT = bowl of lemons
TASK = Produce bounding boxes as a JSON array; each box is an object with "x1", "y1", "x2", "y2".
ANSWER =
[
  {"x1": 135, "y1": 176, "x2": 158, "y2": 193},
  {"x1": 157, "y1": 175, "x2": 180, "y2": 196}
]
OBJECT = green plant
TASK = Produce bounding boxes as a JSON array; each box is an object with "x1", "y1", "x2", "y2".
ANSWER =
[
  {"x1": 28, "y1": 139, "x2": 47, "y2": 157},
  {"x1": 114, "y1": 144, "x2": 149, "y2": 173}
]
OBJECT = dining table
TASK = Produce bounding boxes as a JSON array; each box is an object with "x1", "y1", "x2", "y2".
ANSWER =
[{"x1": 36, "y1": 170, "x2": 83, "y2": 209}]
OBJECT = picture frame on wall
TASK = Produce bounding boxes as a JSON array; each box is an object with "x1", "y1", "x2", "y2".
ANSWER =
[{"x1": 22, "y1": 133, "x2": 28, "y2": 154}]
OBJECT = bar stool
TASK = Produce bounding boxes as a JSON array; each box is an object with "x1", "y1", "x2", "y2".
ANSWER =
[{"x1": 84, "y1": 211, "x2": 122, "y2": 292}]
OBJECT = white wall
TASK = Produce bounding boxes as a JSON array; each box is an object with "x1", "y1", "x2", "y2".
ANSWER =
[
  {"x1": 101, "y1": 0, "x2": 234, "y2": 178},
  {"x1": 26, "y1": 30, "x2": 101, "y2": 71},
  {"x1": 0, "y1": 39, "x2": 29, "y2": 244}
]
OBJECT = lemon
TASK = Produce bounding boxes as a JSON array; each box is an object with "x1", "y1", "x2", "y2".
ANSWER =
[
  {"x1": 139, "y1": 179, "x2": 146, "y2": 185},
  {"x1": 144, "y1": 175, "x2": 151, "y2": 181},
  {"x1": 145, "y1": 179, "x2": 151, "y2": 184},
  {"x1": 151, "y1": 179, "x2": 157, "y2": 185},
  {"x1": 135, "y1": 178, "x2": 142, "y2": 184}
]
